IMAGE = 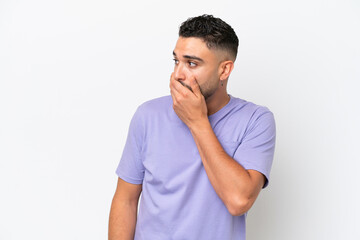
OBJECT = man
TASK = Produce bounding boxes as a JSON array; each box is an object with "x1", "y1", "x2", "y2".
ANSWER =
[{"x1": 109, "y1": 14, "x2": 276, "y2": 240}]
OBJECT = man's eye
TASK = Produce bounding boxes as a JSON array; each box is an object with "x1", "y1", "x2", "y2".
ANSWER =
[
  {"x1": 189, "y1": 62, "x2": 197, "y2": 67},
  {"x1": 173, "y1": 59, "x2": 179, "y2": 65}
]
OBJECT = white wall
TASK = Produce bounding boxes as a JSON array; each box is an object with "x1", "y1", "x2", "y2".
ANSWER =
[{"x1": 0, "y1": 0, "x2": 359, "y2": 239}]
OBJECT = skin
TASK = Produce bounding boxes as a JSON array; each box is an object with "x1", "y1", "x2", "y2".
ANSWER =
[
  {"x1": 171, "y1": 37, "x2": 232, "y2": 116},
  {"x1": 108, "y1": 178, "x2": 142, "y2": 240},
  {"x1": 170, "y1": 36, "x2": 266, "y2": 216}
]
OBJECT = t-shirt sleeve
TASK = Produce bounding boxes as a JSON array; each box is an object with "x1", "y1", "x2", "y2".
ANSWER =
[
  {"x1": 233, "y1": 107, "x2": 276, "y2": 188},
  {"x1": 115, "y1": 106, "x2": 145, "y2": 184}
]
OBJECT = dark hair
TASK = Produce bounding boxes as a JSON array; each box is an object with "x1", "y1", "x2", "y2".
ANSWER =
[{"x1": 179, "y1": 14, "x2": 239, "y2": 60}]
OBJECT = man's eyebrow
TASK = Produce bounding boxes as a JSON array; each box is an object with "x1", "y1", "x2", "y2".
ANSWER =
[{"x1": 172, "y1": 51, "x2": 204, "y2": 62}]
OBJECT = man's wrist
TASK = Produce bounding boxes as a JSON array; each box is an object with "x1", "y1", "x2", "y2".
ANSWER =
[{"x1": 189, "y1": 118, "x2": 212, "y2": 134}]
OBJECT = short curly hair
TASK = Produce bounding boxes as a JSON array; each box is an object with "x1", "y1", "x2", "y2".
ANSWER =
[{"x1": 179, "y1": 14, "x2": 239, "y2": 60}]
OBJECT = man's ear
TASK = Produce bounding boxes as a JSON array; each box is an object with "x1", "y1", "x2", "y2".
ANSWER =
[{"x1": 218, "y1": 61, "x2": 234, "y2": 81}]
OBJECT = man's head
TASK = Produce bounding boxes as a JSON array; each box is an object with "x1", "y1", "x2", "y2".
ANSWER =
[
  {"x1": 179, "y1": 14, "x2": 239, "y2": 62},
  {"x1": 172, "y1": 14, "x2": 239, "y2": 100}
]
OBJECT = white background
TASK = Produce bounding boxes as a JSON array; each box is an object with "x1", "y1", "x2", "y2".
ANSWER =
[{"x1": 1, "y1": 0, "x2": 359, "y2": 239}]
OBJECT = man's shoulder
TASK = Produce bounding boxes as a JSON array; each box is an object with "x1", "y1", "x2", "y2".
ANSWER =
[
  {"x1": 135, "y1": 95, "x2": 172, "y2": 116},
  {"x1": 230, "y1": 95, "x2": 273, "y2": 117}
]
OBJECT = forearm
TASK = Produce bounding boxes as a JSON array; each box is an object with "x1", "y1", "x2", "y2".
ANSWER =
[
  {"x1": 189, "y1": 120, "x2": 258, "y2": 215},
  {"x1": 108, "y1": 197, "x2": 138, "y2": 240}
]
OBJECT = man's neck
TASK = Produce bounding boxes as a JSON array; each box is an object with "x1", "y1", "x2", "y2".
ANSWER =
[{"x1": 206, "y1": 91, "x2": 230, "y2": 116}]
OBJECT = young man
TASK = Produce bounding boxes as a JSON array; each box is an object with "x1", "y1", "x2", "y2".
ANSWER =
[{"x1": 109, "y1": 14, "x2": 276, "y2": 240}]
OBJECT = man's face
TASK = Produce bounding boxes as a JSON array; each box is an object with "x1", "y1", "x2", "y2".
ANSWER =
[{"x1": 172, "y1": 37, "x2": 222, "y2": 100}]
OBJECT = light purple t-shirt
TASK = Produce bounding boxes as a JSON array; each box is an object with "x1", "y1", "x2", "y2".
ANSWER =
[{"x1": 116, "y1": 94, "x2": 276, "y2": 240}]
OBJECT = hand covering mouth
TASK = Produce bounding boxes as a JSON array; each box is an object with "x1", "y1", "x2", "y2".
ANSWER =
[{"x1": 178, "y1": 80, "x2": 193, "y2": 93}]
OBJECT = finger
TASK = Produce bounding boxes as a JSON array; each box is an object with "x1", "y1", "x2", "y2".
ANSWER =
[
  {"x1": 170, "y1": 80, "x2": 185, "y2": 105},
  {"x1": 171, "y1": 78, "x2": 193, "y2": 96},
  {"x1": 170, "y1": 88, "x2": 177, "y2": 105},
  {"x1": 170, "y1": 78, "x2": 180, "y2": 94},
  {"x1": 190, "y1": 77, "x2": 202, "y2": 97},
  {"x1": 169, "y1": 76, "x2": 180, "y2": 103},
  {"x1": 169, "y1": 72, "x2": 193, "y2": 96}
]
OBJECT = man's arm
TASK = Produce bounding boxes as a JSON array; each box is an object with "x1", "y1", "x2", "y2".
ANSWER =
[
  {"x1": 108, "y1": 177, "x2": 142, "y2": 240},
  {"x1": 189, "y1": 120, "x2": 265, "y2": 216},
  {"x1": 170, "y1": 78, "x2": 266, "y2": 216}
]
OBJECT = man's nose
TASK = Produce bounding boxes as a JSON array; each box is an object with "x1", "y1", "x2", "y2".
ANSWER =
[{"x1": 173, "y1": 64, "x2": 186, "y2": 82}]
